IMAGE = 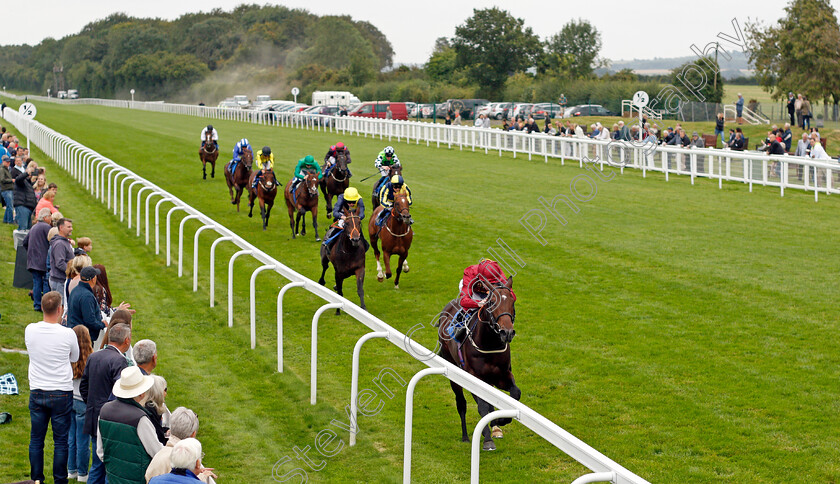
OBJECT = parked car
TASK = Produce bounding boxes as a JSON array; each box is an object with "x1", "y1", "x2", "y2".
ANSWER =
[
  {"x1": 303, "y1": 105, "x2": 339, "y2": 126},
  {"x1": 233, "y1": 95, "x2": 250, "y2": 108},
  {"x1": 476, "y1": 103, "x2": 496, "y2": 118},
  {"x1": 252, "y1": 95, "x2": 271, "y2": 109},
  {"x1": 509, "y1": 103, "x2": 534, "y2": 120},
  {"x1": 218, "y1": 100, "x2": 241, "y2": 109},
  {"x1": 490, "y1": 102, "x2": 513, "y2": 120},
  {"x1": 348, "y1": 101, "x2": 408, "y2": 120},
  {"x1": 531, "y1": 103, "x2": 564, "y2": 120},
  {"x1": 68, "y1": 89, "x2": 79, "y2": 99},
  {"x1": 444, "y1": 98, "x2": 489, "y2": 120},
  {"x1": 564, "y1": 104, "x2": 615, "y2": 117}
]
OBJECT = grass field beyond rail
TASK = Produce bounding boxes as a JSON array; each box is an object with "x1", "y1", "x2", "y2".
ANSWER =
[{"x1": 1, "y1": 100, "x2": 838, "y2": 483}]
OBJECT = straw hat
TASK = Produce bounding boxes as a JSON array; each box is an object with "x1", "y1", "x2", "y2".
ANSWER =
[{"x1": 113, "y1": 366, "x2": 154, "y2": 399}]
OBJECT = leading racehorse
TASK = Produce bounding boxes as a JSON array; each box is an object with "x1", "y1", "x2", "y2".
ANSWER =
[
  {"x1": 437, "y1": 277, "x2": 520, "y2": 451},
  {"x1": 199, "y1": 131, "x2": 218, "y2": 179},
  {"x1": 320, "y1": 150, "x2": 351, "y2": 218},
  {"x1": 248, "y1": 169, "x2": 277, "y2": 231},
  {"x1": 224, "y1": 146, "x2": 252, "y2": 212},
  {"x1": 283, "y1": 171, "x2": 320, "y2": 240},
  {"x1": 319, "y1": 205, "x2": 366, "y2": 314},
  {"x1": 368, "y1": 192, "x2": 413, "y2": 289}
]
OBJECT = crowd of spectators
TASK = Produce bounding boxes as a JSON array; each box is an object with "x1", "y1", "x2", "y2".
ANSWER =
[{"x1": 9, "y1": 121, "x2": 217, "y2": 484}]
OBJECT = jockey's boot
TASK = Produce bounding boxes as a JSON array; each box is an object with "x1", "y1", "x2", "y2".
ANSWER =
[{"x1": 454, "y1": 325, "x2": 467, "y2": 342}]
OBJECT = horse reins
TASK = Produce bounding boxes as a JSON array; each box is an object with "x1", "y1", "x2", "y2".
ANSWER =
[
  {"x1": 466, "y1": 286, "x2": 515, "y2": 354},
  {"x1": 385, "y1": 207, "x2": 412, "y2": 237}
]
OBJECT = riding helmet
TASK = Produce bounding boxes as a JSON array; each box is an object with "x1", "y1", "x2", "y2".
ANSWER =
[
  {"x1": 207, "y1": 124, "x2": 213, "y2": 131},
  {"x1": 304, "y1": 155, "x2": 315, "y2": 163},
  {"x1": 239, "y1": 138, "x2": 249, "y2": 147},
  {"x1": 336, "y1": 142, "x2": 346, "y2": 150},
  {"x1": 391, "y1": 175, "x2": 404, "y2": 186},
  {"x1": 262, "y1": 146, "x2": 271, "y2": 156},
  {"x1": 330, "y1": 145, "x2": 336, "y2": 151},
  {"x1": 384, "y1": 146, "x2": 394, "y2": 157},
  {"x1": 344, "y1": 187, "x2": 361, "y2": 201}
]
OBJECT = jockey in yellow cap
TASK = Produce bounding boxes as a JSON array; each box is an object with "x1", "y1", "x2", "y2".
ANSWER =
[
  {"x1": 376, "y1": 175, "x2": 412, "y2": 226},
  {"x1": 323, "y1": 187, "x2": 366, "y2": 248}
]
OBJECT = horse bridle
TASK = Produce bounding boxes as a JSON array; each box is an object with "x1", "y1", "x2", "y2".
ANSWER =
[
  {"x1": 203, "y1": 136, "x2": 216, "y2": 154},
  {"x1": 342, "y1": 212, "x2": 361, "y2": 241},
  {"x1": 385, "y1": 196, "x2": 412, "y2": 237},
  {"x1": 476, "y1": 285, "x2": 516, "y2": 334},
  {"x1": 259, "y1": 171, "x2": 277, "y2": 192}
]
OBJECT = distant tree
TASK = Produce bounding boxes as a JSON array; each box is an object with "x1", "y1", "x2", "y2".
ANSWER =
[
  {"x1": 181, "y1": 18, "x2": 240, "y2": 69},
  {"x1": 354, "y1": 20, "x2": 395, "y2": 69},
  {"x1": 452, "y1": 8, "x2": 541, "y2": 96},
  {"x1": 546, "y1": 19, "x2": 602, "y2": 78},
  {"x1": 746, "y1": 0, "x2": 840, "y2": 112},
  {"x1": 426, "y1": 46, "x2": 457, "y2": 82},
  {"x1": 298, "y1": 17, "x2": 378, "y2": 70},
  {"x1": 669, "y1": 56, "x2": 723, "y2": 103},
  {"x1": 116, "y1": 52, "x2": 208, "y2": 95},
  {"x1": 433, "y1": 37, "x2": 451, "y2": 54}
]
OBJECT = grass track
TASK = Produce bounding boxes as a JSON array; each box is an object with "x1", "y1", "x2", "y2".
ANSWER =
[{"x1": 1, "y1": 100, "x2": 839, "y2": 483}]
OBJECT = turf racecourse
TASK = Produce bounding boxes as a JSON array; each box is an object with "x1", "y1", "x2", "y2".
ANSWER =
[{"x1": 1, "y1": 101, "x2": 839, "y2": 483}]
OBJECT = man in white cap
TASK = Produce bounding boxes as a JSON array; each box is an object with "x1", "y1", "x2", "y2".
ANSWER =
[{"x1": 97, "y1": 366, "x2": 163, "y2": 484}]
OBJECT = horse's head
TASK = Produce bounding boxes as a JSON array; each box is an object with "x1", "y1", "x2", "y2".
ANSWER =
[
  {"x1": 261, "y1": 170, "x2": 277, "y2": 191},
  {"x1": 336, "y1": 151, "x2": 348, "y2": 173},
  {"x1": 305, "y1": 171, "x2": 319, "y2": 196},
  {"x1": 242, "y1": 147, "x2": 253, "y2": 168},
  {"x1": 478, "y1": 277, "x2": 516, "y2": 343},
  {"x1": 389, "y1": 164, "x2": 403, "y2": 178},
  {"x1": 393, "y1": 191, "x2": 412, "y2": 225},
  {"x1": 342, "y1": 207, "x2": 362, "y2": 247}
]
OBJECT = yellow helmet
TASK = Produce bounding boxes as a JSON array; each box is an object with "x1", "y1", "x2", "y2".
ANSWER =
[
  {"x1": 391, "y1": 175, "x2": 401, "y2": 184},
  {"x1": 344, "y1": 187, "x2": 360, "y2": 201}
]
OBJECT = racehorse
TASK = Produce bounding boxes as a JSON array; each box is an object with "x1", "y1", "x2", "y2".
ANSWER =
[
  {"x1": 283, "y1": 171, "x2": 320, "y2": 240},
  {"x1": 224, "y1": 147, "x2": 252, "y2": 212},
  {"x1": 368, "y1": 192, "x2": 412, "y2": 289},
  {"x1": 320, "y1": 150, "x2": 351, "y2": 218},
  {"x1": 318, "y1": 205, "x2": 366, "y2": 314},
  {"x1": 248, "y1": 169, "x2": 277, "y2": 231},
  {"x1": 437, "y1": 277, "x2": 520, "y2": 451},
  {"x1": 371, "y1": 165, "x2": 403, "y2": 210},
  {"x1": 199, "y1": 131, "x2": 218, "y2": 179}
]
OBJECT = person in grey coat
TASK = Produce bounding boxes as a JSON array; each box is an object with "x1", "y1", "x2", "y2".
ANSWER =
[
  {"x1": 49, "y1": 218, "x2": 75, "y2": 302},
  {"x1": 23, "y1": 209, "x2": 53, "y2": 311}
]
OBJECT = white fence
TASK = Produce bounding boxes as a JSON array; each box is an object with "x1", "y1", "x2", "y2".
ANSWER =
[
  {"x1": 2, "y1": 106, "x2": 650, "y2": 483},
  {"x1": 4, "y1": 92, "x2": 837, "y2": 203}
]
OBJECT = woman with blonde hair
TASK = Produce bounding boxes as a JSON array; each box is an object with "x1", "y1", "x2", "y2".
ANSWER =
[
  {"x1": 144, "y1": 375, "x2": 171, "y2": 444},
  {"x1": 35, "y1": 189, "x2": 58, "y2": 215},
  {"x1": 63, "y1": 253, "x2": 92, "y2": 316},
  {"x1": 69, "y1": 325, "x2": 93, "y2": 481}
]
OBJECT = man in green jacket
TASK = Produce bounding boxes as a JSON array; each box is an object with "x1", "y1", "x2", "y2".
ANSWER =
[
  {"x1": 97, "y1": 366, "x2": 162, "y2": 484},
  {"x1": 290, "y1": 155, "x2": 322, "y2": 193}
]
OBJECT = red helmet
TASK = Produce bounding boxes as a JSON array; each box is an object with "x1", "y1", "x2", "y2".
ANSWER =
[
  {"x1": 330, "y1": 145, "x2": 336, "y2": 151},
  {"x1": 335, "y1": 142, "x2": 346, "y2": 150}
]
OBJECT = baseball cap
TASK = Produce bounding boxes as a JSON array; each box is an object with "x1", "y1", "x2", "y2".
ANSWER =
[{"x1": 80, "y1": 266, "x2": 101, "y2": 282}]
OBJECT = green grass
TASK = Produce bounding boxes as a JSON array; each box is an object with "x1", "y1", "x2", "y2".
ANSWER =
[{"x1": 1, "y1": 99, "x2": 839, "y2": 483}]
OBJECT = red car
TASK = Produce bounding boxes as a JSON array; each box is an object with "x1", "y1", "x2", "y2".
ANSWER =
[{"x1": 348, "y1": 102, "x2": 408, "y2": 120}]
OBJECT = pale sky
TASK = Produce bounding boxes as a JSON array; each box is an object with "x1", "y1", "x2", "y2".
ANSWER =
[{"x1": 3, "y1": 1, "x2": 823, "y2": 64}]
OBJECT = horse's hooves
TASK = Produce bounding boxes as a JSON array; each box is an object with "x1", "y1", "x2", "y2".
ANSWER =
[
  {"x1": 482, "y1": 441, "x2": 496, "y2": 452},
  {"x1": 248, "y1": 213, "x2": 253, "y2": 218},
  {"x1": 334, "y1": 309, "x2": 341, "y2": 316},
  {"x1": 377, "y1": 276, "x2": 384, "y2": 283},
  {"x1": 403, "y1": 265, "x2": 410, "y2": 273},
  {"x1": 203, "y1": 174, "x2": 206, "y2": 180},
  {"x1": 491, "y1": 426, "x2": 503, "y2": 439},
  {"x1": 316, "y1": 237, "x2": 321, "y2": 242},
  {"x1": 461, "y1": 436, "x2": 470, "y2": 443},
  {"x1": 230, "y1": 200, "x2": 236, "y2": 205},
  {"x1": 385, "y1": 273, "x2": 392, "y2": 279},
  {"x1": 394, "y1": 284, "x2": 399, "y2": 290}
]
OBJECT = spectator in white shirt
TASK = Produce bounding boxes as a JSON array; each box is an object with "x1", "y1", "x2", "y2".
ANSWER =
[{"x1": 25, "y1": 290, "x2": 80, "y2": 484}]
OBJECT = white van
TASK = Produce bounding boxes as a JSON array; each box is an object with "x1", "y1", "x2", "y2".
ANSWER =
[
  {"x1": 68, "y1": 89, "x2": 79, "y2": 99},
  {"x1": 252, "y1": 95, "x2": 271, "y2": 109},
  {"x1": 233, "y1": 95, "x2": 249, "y2": 108},
  {"x1": 311, "y1": 91, "x2": 360, "y2": 107}
]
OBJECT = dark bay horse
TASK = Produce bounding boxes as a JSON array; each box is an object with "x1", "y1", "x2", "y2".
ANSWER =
[
  {"x1": 248, "y1": 169, "x2": 277, "y2": 231},
  {"x1": 199, "y1": 131, "x2": 218, "y2": 179},
  {"x1": 320, "y1": 150, "x2": 351, "y2": 218},
  {"x1": 283, "y1": 172, "x2": 320, "y2": 240},
  {"x1": 437, "y1": 277, "x2": 519, "y2": 451},
  {"x1": 368, "y1": 192, "x2": 413, "y2": 289},
  {"x1": 371, "y1": 165, "x2": 403, "y2": 210},
  {"x1": 318, "y1": 206, "x2": 366, "y2": 314},
  {"x1": 224, "y1": 147, "x2": 252, "y2": 212}
]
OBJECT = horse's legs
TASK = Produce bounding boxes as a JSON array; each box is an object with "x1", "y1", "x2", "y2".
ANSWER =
[
  {"x1": 311, "y1": 210, "x2": 319, "y2": 241},
  {"x1": 260, "y1": 200, "x2": 267, "y2": 231},
  {"x1": 372, "y1": 236, "x2": 384, "y2": 282},
  {"x1": 202, "y1": 160, "x2": 206, "y2": 180},
  {"x1": 355, "y1": 267, "x2": 366, "y2": 311},
  {"x1": 382, "y1": 249, "x2": 393, "y2": 280},
  {"x1": 449, "y1": 381, "x2": 470, "y2": 442},
  {"x1": 394, "y1": 252, "x2": 407, "y2": 289},
  {"x1": 334, "y1": 275, "x2": 345, "y2": 315},
  {"x1": 210, "y1": 160, "x2": 215, "y2": 178},
  {"x1": 248, "y1": 190, "x2": 255, "y2": 218},
  {"x1": 325, "y1": 194, "x2": 333, "y2": 219},
  {"x1": 287, "y1": 203, "x2": 296, "y2": 239},
  {"x1": 234, "y1": 187, "x2": 243, "y2": 212},
  {"x1": 318, "y1": 250, "x2": 329, "y2": 286},
  {"x1": 471, "y1": 394, "x2": 496, "y2": 450},
  {"x1": 491, "y1": 373, "x2": 521, "y2": 430},
  {"x1": 295, "y1": 209, "x2": 305, "y2": 236},
  {"x1": 264, "y1": 200, "x2": 272, "y2": 230},
  {"x1": 402, "y1": 257, "x2": 410, "y2": 273}
]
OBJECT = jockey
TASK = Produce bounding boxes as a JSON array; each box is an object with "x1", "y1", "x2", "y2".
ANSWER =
[
  {"x1": 291, "y1": 155, "x2": 323, "y2": 192},
  {"x1": 376, "y1": 175, "x2": 413, "y2": 226},
  {"x1": 323, "y1": 142, "x2": 352, "y2": 177},
  {"x1": 230, "y1": 138, "x2": 252, "y2": 174},
  {"x1": 200, "y1": 124, "x2": 218, "y2": 150},
  {"x1": 372, "y1": 146, "x2": 401, "y2": 196},
  {"x1": 323, "y1": 187, "x2": 366, "y2": 249},
  {"x1": 251, "y1": 146, "x2": 274, "y2": 188},
  {"x1": 448, "y1": 259, "x2": 517, "y2": 340}
]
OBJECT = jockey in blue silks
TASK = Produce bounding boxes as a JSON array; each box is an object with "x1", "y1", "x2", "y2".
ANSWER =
[{"x1": 229, "y1": 138, "x2": 252, "y2": 174}]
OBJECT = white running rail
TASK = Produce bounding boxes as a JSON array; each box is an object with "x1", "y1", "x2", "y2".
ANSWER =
[
  {"x1": 724, "y1": 103, "x2": 770, "y2": 125},
  {"x1": 2, "y1": 106, "x2": 650, "y2": 484}
]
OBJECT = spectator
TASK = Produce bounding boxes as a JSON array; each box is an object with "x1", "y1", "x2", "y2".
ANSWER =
[
  {"x1": 735, "y1": 93, "x2": 744, "y2": 122},
  {"x1": 795, "y1": 132, "x2": 811, "y2": 157},
  {"x1": 68, "y1": 266, "x2": 107, "y2": 344},
  {"x1": 544, "y1": 122, "x2": 556, "y2": 136},
  {"x1": 96, "y1": 366, "x2": 163, "y2": 483},
  {"x1": 444, "y1": 113, "x2": 451, "y2": 126},
  {"x1": 801, "y1": 95, "x2": 812, "y2": 130},
  {"x1": 611, "y1": 124, "x2": 620, "y2": 140},
  {"x1": 146, "y1": 408, "x2": 217, "y2": 484},
  {"x1": 78, "y1": 236, "x2": 93, "y2": 254},
  {"x1": 795, "y1": 93, "x2": 804, "y2": 128},
  {"x1": 453, "y1": 112, "x2": 462, "y2": 126},
  {"x1": 573, "y1": 123, "x2": 585, "y2": 138},
  {"x1": 726, "y1": 128, "x2": 735, "y2": 147},
  {"x1": 730, "y1": 131, "x2": 745, "y2": 151},
  {"x1": 618, "y1": 121, "x2": 630, "y2": 141},
  {"x1": 810, "y1": 133, "x2": 830, "y2": 160},
  {"x1": 14, "y1": 160, "x2": 38, "y2": 230},
  {"x1": 134, "y1": 339, "x2": 158, "y2": 375},
  {"x1": 69, "y1": 325, "x2": 93, "y2": 482},
  {"x1": 33, "y1": 172, "x2": 47, "y2": 199},
  {"x1": 50, "y1": 218, "x2": 75, "y2": 302},
  {"x1": 766, "y1": 131, "x2": 786, "y2": 177},
  {"x1": 596, "y1": 124, "x2": 610, "y2": 141},
  {"x1": 689, "y1": 131, "x2": 705, "y2": 172},
  {"x1": 35, "y1": 189, "x2": 59, "y2": 215},
  {"x1": 782, "y1": 123, "x2": 793, "y2": 152},
  {"x1": 385, "y1": 106, "x2": 393, "y2": 120},
  {"x1": 25, "y1": 291, "x2": 80, "y2": 484},
  {"x1": 787, "y1": 92, "x2": 796, "y2": 126},
  {"x1": 23, "y1": 208, "x2": 53, "y2": 311},
  {"x1": 714, "y1": 113, "x2": 725, "y2": 148},
  {"x1": 10, "y1": 154, "x2": 25, "y2": 177},
  {"x1": 81, "y1": 323, "x2": 131, "y2": 484},
  {"x1": 51, "y1": 210, "x2": 64, "y2": 227},
  {"x1": 65, "y1": 253, "x2": 93, "y2": 310},
  {"x1": 474, "y1": 114, "x2": 483, "y2": 128},
  {"x1": 144, "y1": 375, "x2": 170, "y2": 445},
  {"x1": 149, "y1": 438, "x2": 215, "y2": 484},
  {"x1": 525, "y1": 117, "x2": 539, "y2": 133},
  {"x1": 0, "y1": 155, "x2": 13, "y2": 224},
  {"x1": 501, "y1": 120, "x2": 510, "y2": 131}
]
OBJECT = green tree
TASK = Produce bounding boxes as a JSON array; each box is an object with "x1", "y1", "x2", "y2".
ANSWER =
[
  {"x1": 746, "y1": 0, "x2": 840, "y2": 114},
  {"x1": 452, "y1": 8, "x2": 541, "y2": 96},
  {"x1": 354, "y1": 20, "x2": 394, "y2": 69},
  {"x1": 298, "y1": 17, "x2": 378, "y2": 70},
  {"x1": 546, "y1": 19, "x2": 602, "y2": 78},
  {"x1": 669, "y1": 56, "x2": 723, "y2": 103}
]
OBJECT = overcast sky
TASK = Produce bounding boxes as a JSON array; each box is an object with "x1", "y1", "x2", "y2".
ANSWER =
[{"x1": 4, "y1": 1, "x2": 827, "y2": 64}]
